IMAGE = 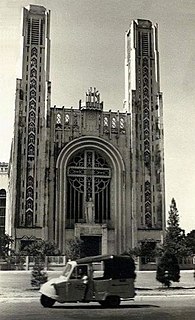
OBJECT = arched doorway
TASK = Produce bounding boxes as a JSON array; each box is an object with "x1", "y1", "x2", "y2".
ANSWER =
[{"x1": 55, "y1": 136, "x2": 126, "y2": 255}]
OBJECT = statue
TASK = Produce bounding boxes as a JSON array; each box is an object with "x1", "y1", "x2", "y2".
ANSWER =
[{"x1": 85, "y1": 198, "x2": 95, "y2": 224}]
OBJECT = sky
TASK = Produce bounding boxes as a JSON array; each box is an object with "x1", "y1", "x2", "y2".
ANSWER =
[{"x1": 0, "y1": 0, "x2": 195, "y2": 233}]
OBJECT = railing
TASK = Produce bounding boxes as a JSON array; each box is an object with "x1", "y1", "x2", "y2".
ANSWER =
[
  {"x1": 0, "y1": 256, "x2": 66, "y2": 270},
  {"x1": 137, "y1": 256, "x2": 195, "y2": 271}
]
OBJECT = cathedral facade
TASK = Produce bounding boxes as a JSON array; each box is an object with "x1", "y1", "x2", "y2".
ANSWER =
[{"x1": 9, "y1": 5, "x2": 165, "y2": 256}]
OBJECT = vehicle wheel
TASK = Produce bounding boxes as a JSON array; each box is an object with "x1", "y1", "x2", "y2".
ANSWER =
[
  {"x1": 99, "y1": 296, "x2": 120, "y2": 308},
  {"x1": 40, "y1": 294, "x2": 55, "y2": 308}
]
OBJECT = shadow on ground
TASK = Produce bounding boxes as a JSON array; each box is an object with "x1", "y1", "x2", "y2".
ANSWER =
[
  {"x1": 136, "y1": 286, "x2": 195, "y2": 291},
  {"x1": 51, "y1": 304, "x2": 160, "y2": 310}
]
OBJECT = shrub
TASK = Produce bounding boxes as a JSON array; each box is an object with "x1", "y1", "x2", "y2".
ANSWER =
[
  {"x1": 31, "y1": 259, "x2": 48, "y2": 288},
  {"x1": 156, "y1": 252, "x2": 180, "y2": 287},
  {"x1": 65, "y1": 237, "x2": 84, "y2": 260}
]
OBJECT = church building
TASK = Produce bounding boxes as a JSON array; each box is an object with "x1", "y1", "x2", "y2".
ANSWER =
[{"x1": 9, "y1": 5, "x2": 165, "y2": 257}]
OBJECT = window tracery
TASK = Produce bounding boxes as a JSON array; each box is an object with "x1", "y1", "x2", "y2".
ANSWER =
[
  {"x1": 120, "y1": 117, "x2": 125, "y2": 130},
  {"x1": 66, "y1": 150, "x2": 111, "y2": 226},
  {"x1": 111, "y1": 117, "x2": 117, "y2": 129},
  {"x1": 65, "y1": 114, "x2": 70, "y2": 124},
  {"x1": 56, "y1": 113, "x2": 61, "y2": 124}
]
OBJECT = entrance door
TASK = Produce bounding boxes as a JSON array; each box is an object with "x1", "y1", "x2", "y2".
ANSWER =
[
  {"x1": 55, "y1": 265, "x2": 88, "y2": 302},
  {"x1": 81, "y1": 236, "x2": 101, "y2": 257}
]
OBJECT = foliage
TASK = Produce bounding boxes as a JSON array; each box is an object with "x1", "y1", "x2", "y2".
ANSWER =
[
  {"x1": 156, "y1": 252, "x2": 180, "y2": 287},
  {"x1": 129, "y1": 241, "x2": 158, "y2": 264},
  {"x1": 163, "y1": 198, "x2": 189, "y2": 258},
  {"x1": 0, "y1": 234, "x2": 14, "y2": 258},
  {"x1": 156, "y1": 198, "x2": 186, "y2": 287},
  {"x1": 21, "y1": 240, "x2": 61, "y2": 261},
  {"x1": 20, "y1": 240, "x2": 61, "y2": 285},
  {"x1": 31, "y1": 260, "x2": 48, "y2": 288},
  {"x1": 65, "y1": 237, "x2": 84, "y2": 260},
  {"x1": 185, "y1": 230, "x2": 195, "y2": 255},
  {"x1": 6, "y1": 253, "x2": 26, "y2": 270}
]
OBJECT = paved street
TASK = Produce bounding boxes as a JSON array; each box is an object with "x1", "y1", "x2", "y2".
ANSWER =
[
  {"x1": 0, "y1": 270, "x2": 195, "y2": 319},
  {"x1": 0, "y1": 296, "x2": 195, "y2": 320}
]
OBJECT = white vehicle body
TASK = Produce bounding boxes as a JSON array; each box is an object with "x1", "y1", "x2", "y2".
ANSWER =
[{"x1": 40, "y1": 255, "x2": 136, "y2": 308}]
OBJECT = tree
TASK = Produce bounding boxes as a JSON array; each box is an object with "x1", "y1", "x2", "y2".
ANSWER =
[
  {"x1": 156, "y1": 252, "x2": 180, "y2": 287},
  {"x1": 186, "y1": 230, "x2": 195, "y2": 255},
  {"x1": 156, "y1": 198, "x2": 186, "y2": 287},
  {"x1": 20, "y1": 240, "x2": 61, "y2": 289},
  {"x1": 129, "y1": 241, "x2": 158, "y2": 264},
  {"x1": 31, "y1": 263, "x2": 48, "y2": 288},
  {"x1": 163, "y1": 198, "x2": 188, "y2": 258},
  {"x1": 21, "y1": 240, "x2": 61, "y2": 260},
  {"x1": 0, "y1": 234, "x2": 14, "y2": 258},
  {"x1": 65, "y1": 237, "x2": 84, "y2": 260}
]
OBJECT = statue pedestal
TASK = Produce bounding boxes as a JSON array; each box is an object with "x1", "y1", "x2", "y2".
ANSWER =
[{"x1": 74, "y1": 223, "x2": 108, "y2": 255}]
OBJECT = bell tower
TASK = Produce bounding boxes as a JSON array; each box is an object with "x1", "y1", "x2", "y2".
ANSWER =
[
  {"x1": 11, "y1": 5, "x2": 51, "y2": 249},
  {"x1": 125, "y1": 19, "x2": 165, "y2": 247}
]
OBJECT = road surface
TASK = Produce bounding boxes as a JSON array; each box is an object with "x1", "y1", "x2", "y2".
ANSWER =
[{"x1": 0, "y1": 296, "x2": 195, "y2": 320}]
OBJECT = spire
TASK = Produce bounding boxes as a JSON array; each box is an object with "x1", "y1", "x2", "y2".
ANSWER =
[{"x1": 79, "y1": 87, "x2": 103, "y2": 111}]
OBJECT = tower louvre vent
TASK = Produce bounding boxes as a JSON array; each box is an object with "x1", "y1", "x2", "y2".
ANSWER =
[
  {"x1": 142, "y1": 33, "x2": 148, "y2": 56},
  {"x1": 31, "y1": 19, "x2": 40, "y2": 45},
  {"x1": 40, "y1": 19, "x2": 44, "y2": 45},
  {"x1": 27, "y1": 19, "x2": 31, "y2": 44}
]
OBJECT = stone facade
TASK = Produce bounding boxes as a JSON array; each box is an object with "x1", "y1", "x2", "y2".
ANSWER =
[
  {"x1": 0, "y1": 162, "x2": 9, "y2": 236},
  {"x1": 124, "y1": 19, "x2": 165, "y2": 248},
  {"x1": 9, "y1": 6, "x2": 165, "y2": 256},
  {"x1": 46, "y1": 90, "x2": 132, "y2": 254},
  {"x1": 9, "y1": 5, "x2": 50, "y2": 251}
]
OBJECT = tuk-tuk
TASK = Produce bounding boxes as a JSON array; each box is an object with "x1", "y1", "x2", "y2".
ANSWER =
[{"x1": 40, "y1": 254, "x2": 136, "y2": 308}]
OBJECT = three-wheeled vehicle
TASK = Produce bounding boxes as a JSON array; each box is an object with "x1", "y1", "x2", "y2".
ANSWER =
[{"x1": 40, "y1": 254, "x2": 136, "y2": 308}]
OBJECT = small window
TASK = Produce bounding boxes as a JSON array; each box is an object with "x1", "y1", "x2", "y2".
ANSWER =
[
  {"x1": 29, "y1": 111, "x2": 35, "y2": 122},
  {"x1": 120, "y1": 118, "x2": 125, "y2": 129},
  {"x1": 56, "y1": 113, "x2": 62, "y2": 125},
  {"x1": 104, "y1": 116, "x2": 109, "y2": 127},
  {"x1": 111, "y1": 117, "x2": 117, "y2": 129},
  {"x1": 27, "y1": 176, "x2": 34, "y2": 187},
  {"x1": 28, "y1": 145, "x2": 35, "y2": 155},
  {"x1": 31, "y1": 57, "x2": 37, "y2": 67},
  {"x1": 26, "y1": 188, "x2": 33, "y2": 198},
  {"x1": 70, "y1": 265, "x2": 88, "y2": 279},
  {"x1": 65, "y1": 114, "x2": 70, "y2": 124},
  {"x1": 26, "y1": 199, "x2": 33, "y2": 209}
]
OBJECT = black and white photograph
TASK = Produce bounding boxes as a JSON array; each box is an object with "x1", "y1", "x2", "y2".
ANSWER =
[{"x1": 0, "y1": 0, "x2": 195, "y2": 319}]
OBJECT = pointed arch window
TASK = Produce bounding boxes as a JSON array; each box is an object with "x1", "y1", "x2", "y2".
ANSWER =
[
  {"x1": 28, "y1": 122, "x2": 36, "y2": 133},
  {"x1": 56, "y1": 113, "x2": 62, "y2": 128},
  {"x1": 66, "y1": 150, "x2": 111, "y2": 227},
  {"x1": 111, "y1": 117, "x2": 117, "y2": 129},
  {"x1": 65, "y1": 114, "x2": 70, "y2": 124}
]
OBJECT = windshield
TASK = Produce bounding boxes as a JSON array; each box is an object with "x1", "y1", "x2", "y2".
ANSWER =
[{"x1": 62, "y1": 263, "x2": 72, "y2": 277}]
